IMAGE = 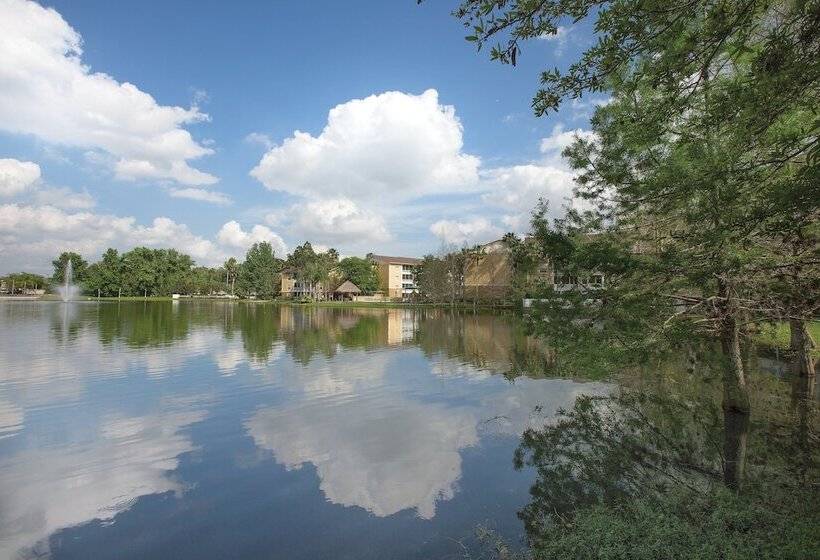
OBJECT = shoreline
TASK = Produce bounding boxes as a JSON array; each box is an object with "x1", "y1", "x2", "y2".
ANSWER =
[
  {"x1": 13, "y1": 296, "x2": 817, "y2": 353},
  {"x1": 23, "y1": 294, "x2": 516, "y2": 311}
]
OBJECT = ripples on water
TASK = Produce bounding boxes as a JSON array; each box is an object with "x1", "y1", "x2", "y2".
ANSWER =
[{"x1": 0, "y1": 301, "x2": 609, "y2": 559}]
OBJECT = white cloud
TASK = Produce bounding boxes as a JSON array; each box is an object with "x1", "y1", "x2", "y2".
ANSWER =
[
  {"x1": 537, "y1": 26, "x2": 570, "y2": 55},
  {"x1": 430, "y1": 217, "x2": 503, "y2": 246},
  {"x1": 480, "y1": 163, "x2": 576, "y2": 226},
  {"x1": 0, "y1": 408, "x2": 205, "y2": 559},
  {"x1": 538, "y1": 26, "x2": 568, "y2": 42},
  {"x1": 476, "y1": 125, "x2": 596, "y2": 231},
  {"x1": 169, "y1": 187, "x2": 232, "y2": 205},
  {"x1": 0, "y1": 158, "x2": 40, "y2": 196},
  {"x1": 0, "y1": 0, "x2": 216, "y2": 186},
  {"x1": 538, "y1": 124, "x2": 597, "y2": 157},
  {"x1": 246, "y1": 351, "x2": 479, "y2": 519},
  {"x1": 34, "y1": 186, "x2": 96, "y2": 209},
  {"x1": 271, "y1": 197, "x2": 390, "y2": 246},
  {"x1": 244, "y1": 132, "x2": 273, "y2": 150},
  {"x1": 0, "y1": 204, "x2": 285, "y2": 271},
  {"x1": 216, "y1": 220, "x2": 287, "y2": 257},
  {"x1": 0, "y1": 399, "x2": 23, "y2": 440},
  {"x1": 250, "y1": 89, "x2": 480, "y2": 202}
]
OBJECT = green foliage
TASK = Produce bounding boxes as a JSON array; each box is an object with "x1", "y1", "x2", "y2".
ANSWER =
[
  {"x1": 84, "y1": 248, "x2": 122, "y2": 296},
  {"x1": 1, "y1": 271, "x2": 48, "y2": 292},
  {"x1": 61, "y1": 246, "x2": 228, "y2": 297},
  {"x1": 514, "y1": 361, "x2": 820, "y2": 558},
  {"x1": 531, "y1": 487, "x2": 819, "y2": 560},
  {"x1": 757, "y1": 321, "x2": 820, "y2": 354},
  {"x1": 238, "y1": 241, "x2": 282, "y2": 298},
  {"x1": 414, "y1": 247, "x2": 473, "y2": 303},
  {"x1": 52, "y1": 251, "x2": 88, "y2": 283},
  {"x1": 414, "y1": 254, "x2": 450, "y2": 302},
  {"x1": 224, "y1": 257, "x2": 238, "y2": 295},
  {"x1": 455, "y1": 0, "x2": 820, "y2": 125},
  {"x1": 338, "y1": 257, "x2": 379, "y2": 294},
  {"x1": 283, "y1": 242, "x2": 339, "y2": 298},
  {"x1": 452, "y1": 0, "x2": 819, "y2": 412},
  {"x1": 117, "y1": 247, "x2": 195, "y2": 297}
]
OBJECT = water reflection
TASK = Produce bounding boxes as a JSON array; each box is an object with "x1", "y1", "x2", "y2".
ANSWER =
[
  {"x1": 513, "y1": 357, "x2": 819, "y2": 551},
  {"x1": 0, "y1": 301, "x2": 605, "y2": 559},
  {"x1": 0, "y1": 405, "x2": 206, "y2": 559}
]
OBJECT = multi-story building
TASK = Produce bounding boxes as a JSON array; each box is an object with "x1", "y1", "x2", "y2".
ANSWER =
[
  {"x1": 463, "y1": 238, "x2": 603, "y2": 301},
  {"x1": 280, "y1": 269, "x2": 327, "y2": 299},
  {"x1": 463, "y1": 239, "x2": 515, "y2": 300},
  {"x1": 370, "y1": 255, "x2": 421, "y2": 300}
]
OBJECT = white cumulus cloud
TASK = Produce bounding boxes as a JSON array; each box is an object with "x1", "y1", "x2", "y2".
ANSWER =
[
  {"x1": 0, "y1": 158, "x2": 41, "y2": 196},
  {"x1": 478, "y1": 125, "x2": 596, "y2": 231},
  {"x1": 429, "y1": 217, "x2": 503, "y2": 246},
  {"x1": 250, "y1": 89, "x2": 480, "y2": 202},
  {"x1": 34, "y1": 186, "x2": 95, "y2": 209},
  {"x1": 280, "y1": 197, "x2": 390, "y2": 246},
  {"x1": 0, "y1": 0, "x2": 216, "y2": 186},
  {"x1": 0, "y1": 204, "x2": 285, "y2": 272},
  {"x1": 216, "y1": 220, "x2": 287, "y2": 257},
  {"x1": 169, "y1": 187, "x2": 232, "y2": 205},
  {"x1": 538, "y1": 124, "x2": 598, "y2": 157}
]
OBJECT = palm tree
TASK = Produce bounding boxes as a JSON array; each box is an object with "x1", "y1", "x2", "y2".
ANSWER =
[{"x1": 224, "y1": 257, "x2": 238, "y2": 296}]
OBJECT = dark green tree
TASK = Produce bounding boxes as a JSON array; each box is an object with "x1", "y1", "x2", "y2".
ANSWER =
[
  {"x1": 285, "y1": 242, "x2": 338, "y2": 299},
  {"x1": 84, "y1": 248, "x2": 122, "y2": 296},
  {"x1": 453, "y1": 0, "x2": 820, "y2": 410},
  {"x1": 338, "y1": 257, "x2": 379, "y2": 294},
  {"x1": 224, "y1": 257, "x2": 239, "y2": 295},
  {"x1": 51, "y1": 252, "x2": 88, "y2": 284},
  {"x1": 413, "y1": 255, "x2": 449, "y2": 302},
  {"x1": 238, "y1": 242, "x2": 282, "y2": 298}
]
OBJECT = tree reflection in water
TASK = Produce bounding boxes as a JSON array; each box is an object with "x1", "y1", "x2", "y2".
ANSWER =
[{"x1": 511, "y1": 355, "x2": 819, "y2": 556}]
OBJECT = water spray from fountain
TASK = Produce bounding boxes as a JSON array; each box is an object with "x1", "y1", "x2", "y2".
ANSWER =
[{"x1": 58, "y1": 259, "x2": 80, "y2": 302}]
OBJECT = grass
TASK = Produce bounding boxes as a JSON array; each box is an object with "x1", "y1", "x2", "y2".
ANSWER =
[
  {"x1": 755, "y1": 321, "x2": 820, "y2": 354},
  {"x1": 527, "y1": 487, "x2": 820, "y2": 560}
]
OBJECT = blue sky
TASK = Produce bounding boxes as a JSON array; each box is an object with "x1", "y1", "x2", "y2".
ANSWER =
[{"x1": 0, "y1": 0, "x2": 605, "y2": 273}]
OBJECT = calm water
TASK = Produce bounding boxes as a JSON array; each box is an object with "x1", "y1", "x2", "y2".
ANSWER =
[{"x1": 0, "y1": 301, "x2": 608, "y2": 559}]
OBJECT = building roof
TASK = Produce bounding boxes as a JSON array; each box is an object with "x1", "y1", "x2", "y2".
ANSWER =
[
  {"x1": 476, "y1": 239, "x2": 510, "y2": 254},
  {"x1": 334, "y1": 280, "x2": 362, "y2": 293},
  {"x1": 370, "y1": 254, "x2": 421, "y2": 265}
]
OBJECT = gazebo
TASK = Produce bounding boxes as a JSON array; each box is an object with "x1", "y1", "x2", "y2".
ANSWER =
[{"x1": 332, "y1": 280, "x2": 362, "y2": 300}]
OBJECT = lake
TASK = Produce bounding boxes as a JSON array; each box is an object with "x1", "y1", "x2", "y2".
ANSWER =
[{"x1": 0, "y1": 301, "x2": 610, "y2": 559}]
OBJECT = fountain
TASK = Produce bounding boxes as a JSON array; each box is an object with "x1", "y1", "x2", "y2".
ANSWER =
[{"x1": 58, "y1": 260, "x2": 80, "y2": 302}]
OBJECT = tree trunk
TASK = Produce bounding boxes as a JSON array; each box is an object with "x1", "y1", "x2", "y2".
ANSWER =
[
  {"x1": 789, "y1": 318, "x2": 816, "y2": 380},
  {"x1": 717, "y1": 279, "x2": 750, "y2": 413},
  {"x1": 722, "y1": 407, "x2": 749, "y2": 491}
]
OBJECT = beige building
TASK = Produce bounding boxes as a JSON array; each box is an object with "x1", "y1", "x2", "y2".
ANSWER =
[
  {"x1": 370, "y1": 255, "x2": 421, "y2": 300},
  {"x1": 280, "y1": 269, "x2": 329, "y2": 299},
  {"x1": 386, "y1": 308, "x2": 418, "y2": 345},
  {"x1": 463, "y1": 239, "x2": 557, "y2": 301},
  {"x1": 463, "y1": 239, "x2": 515, "y2": 300}
]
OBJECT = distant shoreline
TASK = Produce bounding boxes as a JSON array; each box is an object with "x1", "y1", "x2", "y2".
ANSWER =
[{"x1": 20, "y1": 294, "x2": 516, "y2": 310}]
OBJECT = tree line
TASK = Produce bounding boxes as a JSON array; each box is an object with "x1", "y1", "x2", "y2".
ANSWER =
[
  {"x1": 0, "y1": 271, "x2": 48, "y2": 294},
  {"x1": 44, "y1": 240, "x2": 382, "y2": 299}
]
